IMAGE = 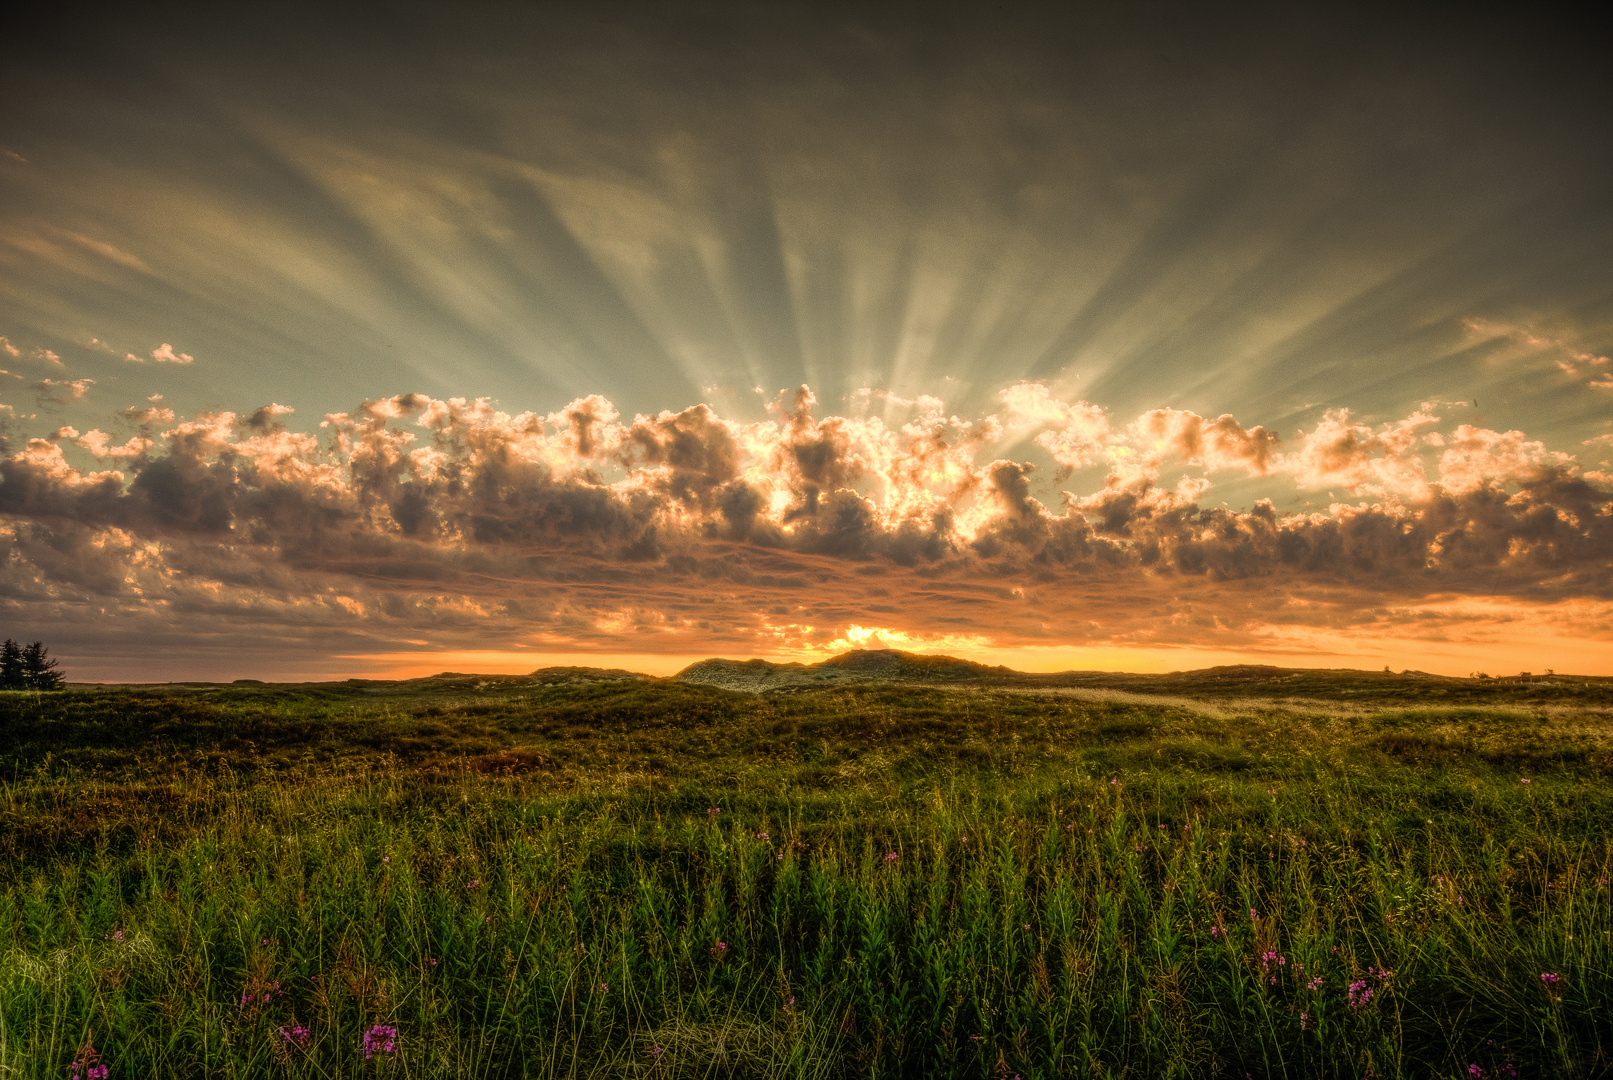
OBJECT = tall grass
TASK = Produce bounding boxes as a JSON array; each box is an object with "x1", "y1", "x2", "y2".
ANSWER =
[
  {"x1": 2, "y1": 680, "x2": 1611, "y2": 1077},
  {"x1": 1, "y1": 769, "x2": 1607, "y2": 1078}
]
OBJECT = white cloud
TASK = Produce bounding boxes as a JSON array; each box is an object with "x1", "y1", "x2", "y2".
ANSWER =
[{"x1": 150, "y1": 343, "x2": 195, "y2": 364}]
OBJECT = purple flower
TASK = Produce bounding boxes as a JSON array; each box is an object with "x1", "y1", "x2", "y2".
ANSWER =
[
  {"x1": 466, "y1": 878, "x2": 480, "y2": 890},
  {"x1": 361, "y1": 1023, "x2": 399, "y2": 1060},
  {"x1": 1469, "y1": 1067, "x2": 1484, "y2": 1078},
  {"x1": 69, "y1": 1037, "x2": 106, "y2": 1080},
  {"x1": 883, "y1": 852, "x2": 899, "y2": 863},
  {"x1": 1347, "y1": 979, "x2": 1374, "y2": 1009},
  {"x1": 756, "y1": 831, "x2": 769, "y2": 840},
  {"x1": 279, "y1": 1024, "x2": 311, "y2": 1048}
]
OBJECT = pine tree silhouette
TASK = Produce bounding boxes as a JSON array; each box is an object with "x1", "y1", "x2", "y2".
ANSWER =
[
  {"x1": 0, "y1": 639, "x2": 24, "y2": 690},
  {"x1": 21, "y1": 642, "x2": 64, "y2": 690}
]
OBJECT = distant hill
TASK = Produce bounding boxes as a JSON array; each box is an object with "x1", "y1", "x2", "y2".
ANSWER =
[
  {"x1": 77, "y1": 651, "x2": 1607, "y2": 704},
  {"x1": 676, "y1": 648, "x2": 1010, "y2": 692},
  {"x1": 672, "y1": 649, "x2": 1613, "y2": 701}
]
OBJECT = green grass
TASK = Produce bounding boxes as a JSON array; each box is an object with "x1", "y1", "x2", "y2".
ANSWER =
[{"x1": 1, "y1": 675, "x2": 1610, "y2": 1078}]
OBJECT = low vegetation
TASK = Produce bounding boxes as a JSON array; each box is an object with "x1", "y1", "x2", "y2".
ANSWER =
[{"x1": 2, "y1": 667, "x2": 1610, "y2": 1078}]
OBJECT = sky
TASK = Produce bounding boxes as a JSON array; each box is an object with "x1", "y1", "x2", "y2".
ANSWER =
[{"x1": 2, "y1": 1, "x2": 1611, "y2": 681}]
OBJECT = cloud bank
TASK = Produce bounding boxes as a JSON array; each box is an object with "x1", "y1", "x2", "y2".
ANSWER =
[{"x1": 2, "y1": 382, "x2": 1609, "y2": 679}]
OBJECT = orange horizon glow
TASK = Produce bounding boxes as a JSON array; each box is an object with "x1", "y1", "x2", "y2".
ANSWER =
[{"x1": 331, "y1": 633, "x2": 1613, "y2": 682}]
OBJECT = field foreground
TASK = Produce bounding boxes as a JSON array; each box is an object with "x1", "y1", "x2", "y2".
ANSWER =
[{"x1": 1, "y1": 660, "x2": 1611, "y2": 1079}]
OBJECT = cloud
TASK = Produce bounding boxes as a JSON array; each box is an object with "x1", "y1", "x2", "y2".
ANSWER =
[
  {"x1": 75, "y1": 430, "x2": 153, "y2": 460},
  {"x1": 1464, "y1": 318, "x2": 1612, "y2": 389},
  {"x1": 0, "y1": 382, "x2": 1609, "y2": 677},
  {"x1": 1435, "y1": 425, "x2": 1574, "y2": 496},
  {"x1": 1281, "y1": 406, "x2": 1439, "y2": 499},
  {"x1": 1130, "y1": 409, "x2": 1278, "y2": 476},
  {"x1": 122, "y1": 395, "x2": 176, "y2": 426},
  {"x1": 126, "y1": 343, "x2": 195, "y2": 364},
  {"x1": 1001, "y1": 381, "x2": 1110, "y2": 472},
  {"x1": 31, "y1": 377, "x2": 94, "y2": 406},
  {"x1": 0, "y1": 338, "x2": 63, "y2": 366}
]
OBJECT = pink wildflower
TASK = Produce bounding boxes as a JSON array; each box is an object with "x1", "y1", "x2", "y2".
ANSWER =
[
  {"x1": 68, "y1": 1036, "x2": 107, "y2": 1080},
  {"x1": 361, "y1": 1023, "x2": 398, "y2": 1060}
]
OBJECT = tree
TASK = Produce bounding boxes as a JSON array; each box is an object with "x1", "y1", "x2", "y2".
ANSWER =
[
  {"x1": 0, "y1": 639, "x2": 23, "y2": 690},
  {"x1": 21, "y1": 642, "x2": 64, "y2": 690}
]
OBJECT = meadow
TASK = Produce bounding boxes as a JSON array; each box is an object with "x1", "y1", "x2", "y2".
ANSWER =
[{"x1": 1, "y1": 668, "x2": 1610, "y2": 1079}]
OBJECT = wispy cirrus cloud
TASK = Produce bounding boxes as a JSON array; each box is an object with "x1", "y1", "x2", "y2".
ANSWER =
[{"x1": 1464, "y1": 318, "x2": 1612, "y2": 388}]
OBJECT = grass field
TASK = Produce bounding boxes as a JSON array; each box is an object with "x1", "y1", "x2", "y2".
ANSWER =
[{"x1": 1, "y1": 668, "x2": 1611, "y2": 1078}]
